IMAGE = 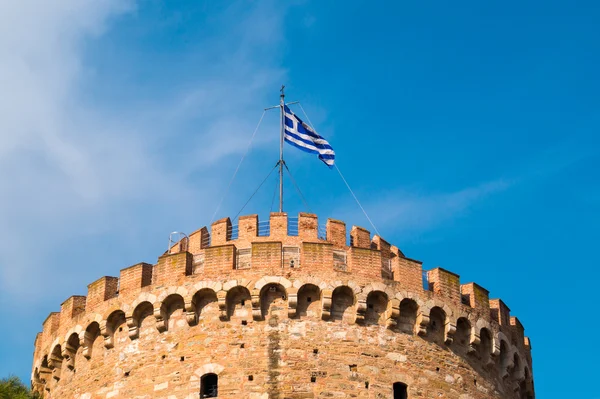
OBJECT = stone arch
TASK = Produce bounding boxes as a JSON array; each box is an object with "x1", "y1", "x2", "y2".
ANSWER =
[
  {"x1": 398, "y1": 298, "x2": 419, "y2": 334},
  {"x1": 64, "y1": 332, "x2": 80, "y2": 370},
  {"x1": 157, "y1": 293, "x2": 185, "y2": 332},
  {"x1": 192, "y1": 363, "x2": 225, "y2": 377},
  {"x1": 39, "y1": 355, "x2": 50, "y2": 384},
  {"x1": 82, "y1": 321, "x2": 101, "y2": 359},
  {"x1": 254, "y1": 276, "x2": 292, "y2": 292},
  {"x1": 364, "y1": 290, "x2": 389, "y2": 325},
  {"x1": 497, "y1": 339, "x2": 511, "y2": 378},
  {"x1": 330, "y1": 285, "x2": 355, "y2": 322},
  {"x1": 128, "y1": 292, "x2": 158, "y2": 315},
  {"x1": 103, "y1": 309, "x2": 126, "y2": 349},
  {"x1": 192, "y1": 288, "x2": 219, "y2": 323},
  {"x1": 49, "y1": 344, "x2": 63, "y2": 381},
  {"x1": 360, "y1": 282, "x2": 395, "y2": 299},
  {"x1": 32, "y1": 366, "x2": 42, "y2": 388},
  {"x1": 453, "y1": 317, "x2": 471, "y2": 350},
  {"x1": 63, "y1": 325, "x2": 83, "y2": 343},
  {"x1": 129, "y1": 301, "x2": 154, "y2": 339},
  {"x1": 296, "y1": 283, "x2": 321, "y2": 319},
  {"x1": 426, "y1": 306, "x2": 446, "y2": 345},
  {"x1": 511, "y1": 352, "x2": 524, "y2": 382},
  {"x1": 226, "y1": 285, "x2": 252, "y2": 321},
  {"x1": 292, "y1": 276, "x2": 329, "y2": 291},
  {"x1": 478, "y1": 327, "x2": 494, "y2": 366},
  {"x1": 259, "y1": 283, "x2": 287, "y2": 320}
]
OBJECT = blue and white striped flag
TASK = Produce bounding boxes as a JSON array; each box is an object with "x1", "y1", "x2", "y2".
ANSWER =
[{"x1": 284, "y1": 105, "x2": 335, "y2": 168}]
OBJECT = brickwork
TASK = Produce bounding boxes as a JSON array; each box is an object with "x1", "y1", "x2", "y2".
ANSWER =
[{"x1": 32, "y1": 213, "x2": 535, "y2": 399}]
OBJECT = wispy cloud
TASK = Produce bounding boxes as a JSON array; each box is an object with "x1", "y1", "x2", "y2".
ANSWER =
[
  {"x1": 335, "y1": 141, "x2": 593, "y2": 239},
  {"x1": 354, "y1": 179, "x2": 513, "y2": 236},
  {"x1": 0, "y1": 0, "x2": 289, "y2": 300}
]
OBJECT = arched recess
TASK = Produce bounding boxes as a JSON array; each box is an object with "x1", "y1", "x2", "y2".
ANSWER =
[
  {"x1": 192, "y1": 289, "x2": 219, "y2": 323},
  {"x1": 453, "y1": 317, "x2": 471, "y2": 351},
  {"x1": 38, "y1": 356, "x2": 51, "y2": 385},
  {"x1": 83, "y1": 321, "x2": 101, "y2": 359},
  {"x1": 260, "y1": 283, "x2": 287, "y2": 320},
  {"x1": 478, "y1": 327, "x2": 493, "y2": 366},
  {"x1": 497, "y1": 340, "x2": 511, "y2": 378},
  {"x1": 130, "y1": 301, "x2": 154, "y2": 339},
  {"x1": 104, "y1": 309, "x2": 126, "y2": 349},
  {"x1": 49, "y1": 345, "x2": 63, "y2": 381},
  {"x1": 64, "y1": 332, "x2": 80, "y2": 370},
  {"x1": 398, "y1": 298, "x2": 418, "y2": 334},
  {"x1": 32, "y1": 366, "x2": 44, "y2": 394},
  {"x1": 426, "y1": 306, "x2": 446, "y2": 345},
  {"x1": 365, "y1": 290, "x2": 389, "y2": 325},
  {"x1": 226, "y1": 286, "x2": 251, "y2": 320},
  {"x1": 511, "y1": 352, "x2": 524, "y2": 382},
  {"x1": 296, "y1": 284, "x2": 321, "y2": 319},
  {"x1": 330, "y1": 286, "x2": 355, "y2": 322},
  {"x1": 158, "y1": 294, "x2": 185, "y2": 332}
]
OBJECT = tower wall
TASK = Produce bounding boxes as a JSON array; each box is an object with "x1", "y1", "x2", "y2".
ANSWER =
[{"x1": 31, "y1": 213, "x2": 535, "y2": 399}]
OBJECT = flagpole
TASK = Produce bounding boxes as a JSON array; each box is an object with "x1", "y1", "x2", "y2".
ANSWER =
[{"x1": 279, "y1": 85, "x2": 285, "y2": 212}]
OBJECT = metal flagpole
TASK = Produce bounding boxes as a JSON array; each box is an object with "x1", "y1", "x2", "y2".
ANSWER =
[{"x1": 279, "y1": 85, "x2": 285, "y2": 212}]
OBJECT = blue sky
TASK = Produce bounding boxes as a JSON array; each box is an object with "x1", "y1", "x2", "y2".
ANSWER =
[{"x1": 0, "y1": 1, "x2": 598, "y2": 397}]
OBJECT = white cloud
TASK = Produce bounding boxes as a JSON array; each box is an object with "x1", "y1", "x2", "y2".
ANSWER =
[
  {"x1": 336, "y1": 179, "x2": 513, "y2": 237},
  {"x1": 0, "y1": 0, "x2": 289, "y2": 299}
]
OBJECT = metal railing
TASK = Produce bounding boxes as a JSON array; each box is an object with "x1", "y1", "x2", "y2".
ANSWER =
[
  {"x1": 287, "y1": 217, "x2": 299, "y2": 236},
  {"x1": 201, "y1": 234, "x2": 211, "y2": 248},
  {"x1": 227, "y1": 224, "x2": 239, "y2": 240},
  {"x1": 257, "y1": 220, "x2": 270, "y2": 237},
  {"x1": 168, "y1": 231, "x2": 189, "y2": 254},
  {"x1": 317, "y1": 224, "x2": 327, "y2": 240}
]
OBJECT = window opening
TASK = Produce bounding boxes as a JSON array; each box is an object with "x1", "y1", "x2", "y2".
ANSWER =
[
  {"x1": 393, "y1": 382, "x2": 408, "y2": 399},
  {"x1": 200, "y1": 373, "x2": 218, "y2": 398}
]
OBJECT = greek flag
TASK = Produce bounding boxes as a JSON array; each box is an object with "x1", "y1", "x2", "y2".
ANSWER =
[{"x1": 284, "y1": 105, "x2": 335, "y2": 168}]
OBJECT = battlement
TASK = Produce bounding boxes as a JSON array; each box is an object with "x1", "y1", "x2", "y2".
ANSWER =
[{"x1": 32, "y1": 212, "x2": 535, "y2": 399}]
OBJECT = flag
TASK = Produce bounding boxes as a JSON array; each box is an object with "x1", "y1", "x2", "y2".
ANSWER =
[{"x1": 283, "y1": 105, "x2": 335, "y2": 168}]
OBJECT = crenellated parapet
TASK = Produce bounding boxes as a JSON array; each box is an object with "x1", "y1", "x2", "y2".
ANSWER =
[{"x1": 32, "y1": 212, "x2": 535, "y2": 399}]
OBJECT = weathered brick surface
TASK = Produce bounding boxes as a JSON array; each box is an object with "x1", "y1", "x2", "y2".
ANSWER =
[
  {"x1": 85, "y1": 277, "x2": 118, "y2": 312},
  {"x1": 428, "y1": 268, "x2": 462, "y2": 305},
  {"x1": 118, "y1": 263, "x2": 153, "y2": 297},
  {"x1": 32, "y1": 213, "x2": 535, "y2": 399}
]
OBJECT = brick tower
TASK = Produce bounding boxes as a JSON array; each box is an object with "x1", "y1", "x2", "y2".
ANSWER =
[{"x1": 31, "y1": 212, "x2": 535, "y2": 398}]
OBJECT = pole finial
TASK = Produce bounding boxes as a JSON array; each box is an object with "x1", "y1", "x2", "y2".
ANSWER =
[{"x1": 280, "y1": 85, "x2": 285, "y2": 98}]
